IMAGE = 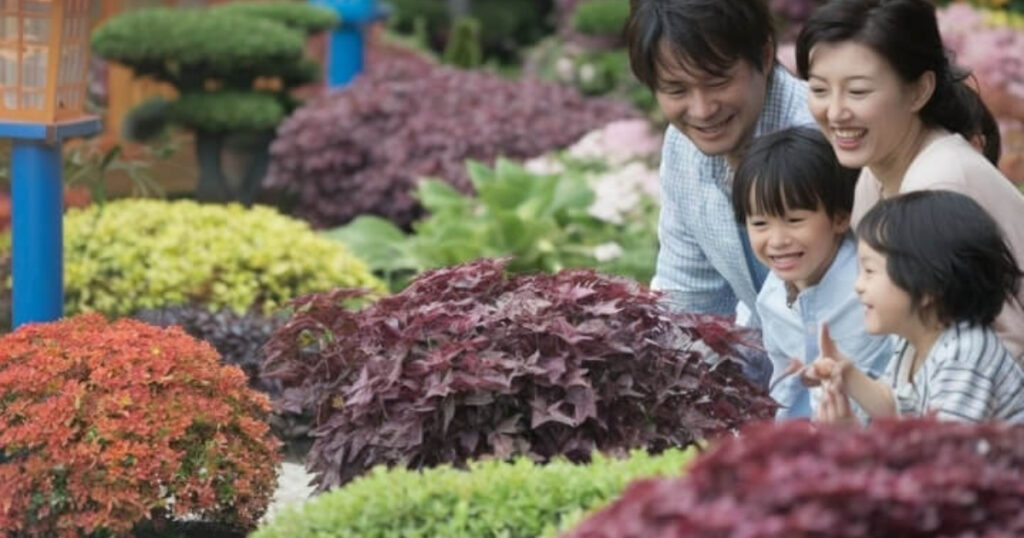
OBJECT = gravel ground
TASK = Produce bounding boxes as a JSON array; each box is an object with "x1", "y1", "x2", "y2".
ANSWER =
[{"x1": 261, "y1": 462, "x2": 317, "y2": 524}]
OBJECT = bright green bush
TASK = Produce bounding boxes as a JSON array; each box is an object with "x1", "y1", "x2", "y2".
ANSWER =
[
  {"x1": 572, "y1": 0, "x2": 630, "y2": 37},
  {"x1": 252, "y1": 448, "x2": 695, "y2": 538},
  {"x1": 63, "y1": 199, "x2": 384, "y2": 317}
]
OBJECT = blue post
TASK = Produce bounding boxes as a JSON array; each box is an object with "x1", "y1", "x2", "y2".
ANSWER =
[
  {"x1": 314, "y1": 0, "x2": 382, "y2": 88},
  {"x1": 10, "y1": 141, "x2": 63, "y2": 327},
  {"x1": 0, "y1": 118, "x2": 101, "y2": 329}
]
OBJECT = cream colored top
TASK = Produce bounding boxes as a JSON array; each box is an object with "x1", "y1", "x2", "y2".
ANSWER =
[{"x1": 852, "y1": 131, "x2": 1024, "y2": 361}]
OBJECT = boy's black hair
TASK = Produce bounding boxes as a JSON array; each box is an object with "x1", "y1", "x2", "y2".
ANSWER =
[
  {"x1": 857, "y1": 190, "x2": 1022, "y2": 326},
  {"x1": 625, "y1": 0, "x2": 776, "y2": 89},
  {"x1": 731, "y1": 126, "x2": 859, "y2": 223}
]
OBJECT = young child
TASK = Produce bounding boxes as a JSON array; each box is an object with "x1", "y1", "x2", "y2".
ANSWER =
[
  {"x1": 732, "y1": 126, "x2": 892, "y2": 420},
  {"x1": 812, "y1": 190, "x2": 1024, "y2": 423}
]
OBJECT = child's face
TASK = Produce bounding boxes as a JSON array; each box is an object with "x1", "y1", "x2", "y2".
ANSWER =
[
  {"x1": 746, "y1": 203, "x2": 850, "y2": 291},
  {"x1": 854, "y1": 240, "x2": 913, "y2": 335}
]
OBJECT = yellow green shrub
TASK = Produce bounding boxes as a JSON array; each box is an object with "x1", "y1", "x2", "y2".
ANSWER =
[{"x1": 64, "y1": 199, "x2": 383, "y2": 317}]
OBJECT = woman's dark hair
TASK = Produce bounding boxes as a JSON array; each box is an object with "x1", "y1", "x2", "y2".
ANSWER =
[
  {"x1": 857, "y1": 190, "x2": 1021, "y2": 327},
  {"x1": 626, "y1": 0, "x2": 775, "y2": 89},
  {"x1": 795, "y1": 0, "x2": 1001, "y2": 165},
  {"x1": 732, "y1": 126, "x2": 859, "y2": 223}
]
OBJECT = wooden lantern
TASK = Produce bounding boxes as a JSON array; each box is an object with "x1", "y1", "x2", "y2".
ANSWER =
[{"x1": 0, "y1": 0, "x2": 91, "y2": 124}]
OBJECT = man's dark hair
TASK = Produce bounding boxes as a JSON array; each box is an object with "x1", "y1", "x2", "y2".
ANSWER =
[
  {"x1": 857, "y1": 190, "x2": 1022, "y2": 326},
  {"x1": 625, "y1": 0, "x2": 776, "y2": 89},
  {"x1": 732, "y1": 126, "x2": 859, "y2": 224}
]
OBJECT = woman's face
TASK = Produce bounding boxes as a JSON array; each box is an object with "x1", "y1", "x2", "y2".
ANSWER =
[{"x1": 806, "y1": 41, "x2": 930, "y2": 170}]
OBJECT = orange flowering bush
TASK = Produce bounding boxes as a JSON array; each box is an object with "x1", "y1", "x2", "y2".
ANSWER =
[{"x1": 0, "y1": 314, "x2": 281, "y2": 537}]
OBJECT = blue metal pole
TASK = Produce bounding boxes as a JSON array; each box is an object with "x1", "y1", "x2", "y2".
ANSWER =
[
  {"x1": 10, "y1": 140, "x2": 63, "y2": 328},
  {"x1": 326, "y1": 23, "x2": 366, "y2": 87}
]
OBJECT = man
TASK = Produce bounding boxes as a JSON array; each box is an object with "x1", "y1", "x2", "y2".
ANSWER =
[{"x1": 626, "y1": 0, "x2": 814, "y2": 326}]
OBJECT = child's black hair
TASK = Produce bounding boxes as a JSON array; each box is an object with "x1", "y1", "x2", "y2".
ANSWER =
[
  {"x1": 857, "y1": 190, "x2": 1022, "y2": 326},
  {"x1": 731, "y1": 126, "x2": 859, "y2": 223}
]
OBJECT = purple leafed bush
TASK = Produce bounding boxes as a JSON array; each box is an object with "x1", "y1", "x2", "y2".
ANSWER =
[
  {"x1": 266, "y1": 49, "x2": 637, "y2": 229},
  {"x1": 562, "y1": 418, "x2": 1024, "y2": 538},
  {"x1": 262, "y1": 258, "x2": 777, "y2": 490}
]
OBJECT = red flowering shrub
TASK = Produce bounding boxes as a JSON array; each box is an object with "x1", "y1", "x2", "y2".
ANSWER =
[
  {"x1": 262, "y1": 258, "x2": 777, "y2": 490},
  {"x1": 562, "y1": 419, "x2": 1024, "y2": 538},
  {"x1": 266, "y1": 47, "x2": 637, "y2": 229},
  {"x1": 0, "y1": 314, "x2": 281, "y2": 537}
]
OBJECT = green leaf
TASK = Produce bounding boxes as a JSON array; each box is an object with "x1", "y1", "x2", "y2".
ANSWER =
[
  {"x1": 326, "y1": 216, "x2": 415, "y2": 272},
  {"x1": 416, "y1": 179, "x2": 472, "y2": 214}
]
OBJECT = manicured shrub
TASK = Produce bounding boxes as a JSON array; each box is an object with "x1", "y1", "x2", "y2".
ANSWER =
[
  {"x1": 252, "y1": 448, "x2": 694, "y2": 538},
  {"x1": 0, "y1": 314, "x2": 281, "y2": 537},
  {"x1": 262, "y1": 258, "x2": 777, "y2": 490},
  {"x1": 562, "y1": 418, "x2": 1024, "y2": 538},
  {"x1": 266, "y1": 50, "x2": 637, "y2": 229},
  {"x1": 62, "y1": 199, "x2": 384, "y2": 318},
  {"x1": 92, "y1": 4, "x2": 336, "y2": 204},
  {"x1": 132, "y1": 305, "x2": 311, "y2": 444},
  {"x1": 328, "y1": 158, "x2": 659, "y2": 291},
  {"x1": 442, "y1": 16, "x2": 483, "y2": 68}
]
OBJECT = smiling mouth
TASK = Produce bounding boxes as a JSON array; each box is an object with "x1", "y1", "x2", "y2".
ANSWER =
[
  {"x1": 833, "y1": 128, "x2": 866, "y2": 142},
  {"x1": 691, "y1": 115, "x2": 733, "y2": 133},
  {"x1": 769, "y1": 253, "x2": 802, "y2": 269}
]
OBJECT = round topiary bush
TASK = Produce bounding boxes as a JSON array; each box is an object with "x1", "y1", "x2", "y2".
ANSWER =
[
  {"x1": 252, "y1": 448, "x2": 694, "y2": 538},
  {"x1": 0, "y1": 314, "x2": 281, "y2": 537},
  {"x1": 263, "y1": 258, "x2": 777, "y2": 490},
  {"x1": 562, "y1": 418, "x2": 1024, "y2": 538},
  {"x1": 62, "y1": 199, "x2": 384, "y2": 318}
]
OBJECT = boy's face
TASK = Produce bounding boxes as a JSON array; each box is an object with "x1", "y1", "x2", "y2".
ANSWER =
[
  {"x1": 746, "y1": 203, "x2": 849, "y2": 292},
  {"x1": 653, "y1": 42, "x2": 772, "y2": 162},
  {"x1": 854, "y1": 240, "x2": 913, "y2": 336}
]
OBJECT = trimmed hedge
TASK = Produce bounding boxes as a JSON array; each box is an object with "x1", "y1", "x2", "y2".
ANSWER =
[
  {"x1": 166, "y1": 91, "x2": 286, "y2": 133},
  {"x1": 91, "y1": 8, "x2": 305, "y2": 83},
  {"x1": 62, "y1": 199, "x2": 384, "y2": 317},
  {"x1": 252, "y1": 448, "x2": 695, "y2": 538},
  {"x1": 210, "y1": 1, "x2": 339, "y2": 32}
]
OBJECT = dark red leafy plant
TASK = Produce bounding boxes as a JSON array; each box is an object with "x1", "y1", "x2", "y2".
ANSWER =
[
  {"x1": 262, "y1": 258, "x2": 777, "y2": 490},
  {"x1": 562, "y1": 418, "x2": 1024, "y2": 538},
  {"x1": 266, "y1": 45, "x2": 637, "y2": 229}
]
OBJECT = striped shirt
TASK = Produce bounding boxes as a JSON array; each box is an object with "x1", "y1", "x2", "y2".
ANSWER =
[{"x1": 884, "y1": 322, "x2": 1024, "y2": 422}]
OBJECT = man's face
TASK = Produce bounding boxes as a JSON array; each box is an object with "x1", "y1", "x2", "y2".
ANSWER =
[{"x1": 653, "y1": 44, "x2": 771, "y2": 160}]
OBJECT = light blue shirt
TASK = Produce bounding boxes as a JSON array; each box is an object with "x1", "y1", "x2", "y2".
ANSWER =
[
  {"x1": 652, "y1": 65, "x2": 814, "y2": 326},
  {"x1": 757, "y1": 236, "x2": 892, "y2": 420}
]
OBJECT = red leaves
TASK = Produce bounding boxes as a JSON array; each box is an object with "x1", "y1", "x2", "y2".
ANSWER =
[
  {"x1": 266, "y1": 46, "x2": 637, "y2": 229},
  {"x1": 0, "y1": 314, "x2": 281, "y2": 537},
  {"x1": 562, "y1": 419, "x2": 1024, "y2": 538},
  {"x1": 263, "y1": 258, "x2": 776, "y2": 491}
]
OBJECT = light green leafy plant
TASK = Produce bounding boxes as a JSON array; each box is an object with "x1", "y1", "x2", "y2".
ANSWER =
[
  {"x1": 63, "y1": 199, "x2": 384, "y2": 317},
  {"x1": 328, "y1": 158, "x2": 658, "y2": 291},
  {"x1": 252, "y1": 448, "x2": 694, "y2": 538}
]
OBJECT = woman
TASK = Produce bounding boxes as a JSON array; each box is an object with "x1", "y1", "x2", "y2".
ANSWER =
[{"x1": 795, "y1": 0, "x2": 1024, "y2": 360}]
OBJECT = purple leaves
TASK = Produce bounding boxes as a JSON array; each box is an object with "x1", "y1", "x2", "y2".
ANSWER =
[
  {"x1": 262, "y1": 258, "x2": 776, "y2": 490},
  {"x1": 562, "y1": 419, "x2": 1024, "y2": 538},
  {"x1": 266, "y1": 46, "x2": 637, "y2": 229}
]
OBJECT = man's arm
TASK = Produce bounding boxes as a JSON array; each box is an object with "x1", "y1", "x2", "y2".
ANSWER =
[{"x1": 651, "y1": 129, "x2": 736, "y2": 316}]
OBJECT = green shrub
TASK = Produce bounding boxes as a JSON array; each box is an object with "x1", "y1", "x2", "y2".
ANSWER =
[
  {"x1": 63, "y1": 199, "x2": 384, "y2": 317},
  {"x1": 252, "y1": 448, "x2": 695, "y2": 538},
  {"x1": 210, "y1": 1, "x2": 339, "y2": 32},
  {"x1": 572, "y1": 0, "x2": 629, "y2": 37},
  {"x1": 92, "y1": 3, "x2": 335, "y2": 204},
  {"x1": 327, "y1": 158, "x2": 658, "y2": 291}
]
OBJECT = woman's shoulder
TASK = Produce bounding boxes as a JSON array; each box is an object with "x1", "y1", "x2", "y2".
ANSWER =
[{"x1": 902, "y1": 131, "x2": 1000, "y2": 192}]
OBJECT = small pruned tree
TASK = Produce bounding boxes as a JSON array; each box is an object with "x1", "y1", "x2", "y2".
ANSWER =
[{"x1": 91, "y1": 3, "x2": 338, "y2": 205}]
